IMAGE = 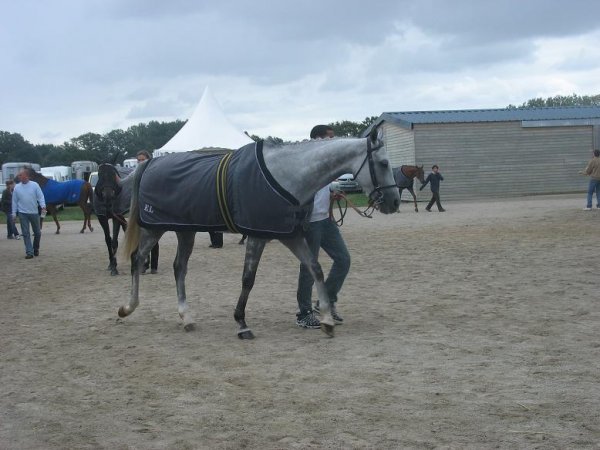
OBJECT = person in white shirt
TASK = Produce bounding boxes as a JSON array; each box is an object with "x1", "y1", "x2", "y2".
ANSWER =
[
  {"x1": 295, "y1": 125, "x2": 350, "y2": 329},
  {"x1": 12, "y1": 169, "x2": 46, "y2": 259}
]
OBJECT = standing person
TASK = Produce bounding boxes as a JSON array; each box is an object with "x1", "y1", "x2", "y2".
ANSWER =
[
  {"x1": 579, "y1": 149, "x2": 600, "y2": 210},
  {"x1": 295, "y1": 125, "x2": 351, "y2": 329},
  {"x1": 136, "y1": 150, "x2": 159, "y2": 273},
  {"x1": 2, "y1": 179, "x2": 20, "y2": 239},
  {"x1": 12, "y1": 169, "x2": 46, "y2": 259},
  {"x1": 420, "y1": 165, "x2": 445, "y2": 212}
]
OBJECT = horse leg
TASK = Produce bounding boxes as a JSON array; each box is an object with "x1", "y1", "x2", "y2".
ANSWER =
[
  {"x1": 409, "y1": 187, "x2": 418, "y2": 212},
  {"x1": 46, "y1": 205, "x2": 60, "y2": 234},
  {"x1": 98, "y1": 215, "x2": 118, "y2": 275},
  {"x1": 280, "y1": 235, "x2": 335, "y2": 337},
  {"x1": 118, "y1": 228, "x2": 162, "y2": 318},
  {"x1": 234, "y1": 237, "x2": 267, "y2": 339},
  {"x1": 80, "y1": 203, "x2": 93, "y2": 233},
  {"x1": 174, "y1": 231, "x2": 196, "y2": 331},
  {"x1": 111, "y1": 218, "x2": 121, "y2": 255}
]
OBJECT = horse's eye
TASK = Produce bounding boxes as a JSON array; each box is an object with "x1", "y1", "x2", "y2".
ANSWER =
[{"x1": 380, "y1": 159, "x2": 389, "y2": 168}]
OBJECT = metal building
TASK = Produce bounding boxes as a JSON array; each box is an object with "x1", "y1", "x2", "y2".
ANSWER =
[{"x1": 364, "y1": 107, "x2": 600, "y2": 199}]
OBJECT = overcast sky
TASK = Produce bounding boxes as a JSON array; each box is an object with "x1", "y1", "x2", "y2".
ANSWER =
[{"x1": 2, "y1": 0, "x2": 600, "y2": 144}]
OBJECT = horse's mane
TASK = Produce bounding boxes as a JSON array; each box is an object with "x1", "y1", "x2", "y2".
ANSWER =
[{"x1": 264, "y1": 136, "x2": 360, "y2": 151}]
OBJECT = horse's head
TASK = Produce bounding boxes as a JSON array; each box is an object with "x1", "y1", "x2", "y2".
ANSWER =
[
  {"x1": 353, "y1": 127, "x2": 400, "y2": 214},
  {"x1": 96, "y1": 163, "x2": 122, "y2": 214},
  {"x1": 415, "y1": 165, "x2": 425, "y2": 183}
]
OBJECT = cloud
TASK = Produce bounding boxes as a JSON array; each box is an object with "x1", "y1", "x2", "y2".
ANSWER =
[{"x1": 2, "y1": 0, "x2": 600, "y2": 145}]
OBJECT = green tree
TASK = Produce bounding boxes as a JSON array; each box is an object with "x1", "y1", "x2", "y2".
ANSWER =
[
  {"x1": 508, "y1": 94, "x2": 600, "y2": 109},
  {"x1": 0, "y1": 131, "x2": 39, "y2": 166},
  {"x1": 328, "y1": 116, "x2": 379, "y2": 137}
]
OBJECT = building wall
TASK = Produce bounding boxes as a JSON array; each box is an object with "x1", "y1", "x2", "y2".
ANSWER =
[
  {"x1": 383, "y1": 122, "x2": 416, "y2": 165},
  {"x1": 386, "y1": 121, "x2": 592, "y2": 200}
]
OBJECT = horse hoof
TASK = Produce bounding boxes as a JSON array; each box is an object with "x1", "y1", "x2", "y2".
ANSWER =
[
  {"x1": 117, "y1": 306, "x2": 128, "y2": 318},
  {"x1": 237, "y1": 328, "x2": 255, "y2": 340},
  {"x1": 321, "y1": 323, "x2": 335, "y2": 337},
  {"x1": 55, "y1": 230, "x2": 60, "y2": 235},
  {"x1": 80, "y1": 230, "x2": 85, "y2": 234},
  {"x1": 110, "y1": 269, "x2": 119, "y2": 276},
  {"x1": 184, "y1": 323, "x2": 196, "y2": 332},
  {"x1": 90, "y1": 227, "x2": 94, "y2": 232}
]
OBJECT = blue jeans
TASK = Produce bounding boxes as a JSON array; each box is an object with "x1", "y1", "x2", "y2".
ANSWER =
[
  {"x1": 4, "y1": 211, "x2": 19, "y2": 237},
  {"x1": 587, "y1": 179, "x2": 600, "y2": 208},
  {"x1": 297, "y1": 218, "x2": 351, "y2": 316},
  {"x1": 18, "y1": 212, "x2": 41, "y2": 256}
]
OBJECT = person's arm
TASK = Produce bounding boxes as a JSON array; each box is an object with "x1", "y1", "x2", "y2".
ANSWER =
[
  {"x1": 36, "y1": 185, "x2": 46, "y2": 210},
  {"x1": 419, "y1": 174, "x2": 431, "y2": 190},
  {"x1": 11, "y1": 188, "x2": 18, "y2": 217},
  {"x1": 439, "y1": 173, "x2": 444, "y2": 181}
]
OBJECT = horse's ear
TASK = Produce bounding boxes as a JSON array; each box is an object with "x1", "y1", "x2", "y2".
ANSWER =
[
  {"x1": 110, "y1": 151, "x2": 121, "y2": 166},
  {"x1": 369, "y1": 126, "x2": 383, "y2": 143},
  {"x1": 369, "y1": 127, "x2": 377, "y2": 142}
]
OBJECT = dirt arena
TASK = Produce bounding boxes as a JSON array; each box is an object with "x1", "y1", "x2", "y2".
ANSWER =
[{"x1": 1, "y1": 194, "x2": 599, "y2": 449}]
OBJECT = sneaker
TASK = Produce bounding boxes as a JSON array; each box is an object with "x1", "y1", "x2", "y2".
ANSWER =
[
  {"x1": 150, "y1": 269, "x2": 157, "y2": 274},
  {"x1": 438, "y1": 208, "x2": 446, "y2": 212},
  {"x1": 15, "y1": 235, "x2": 20, "y2": 240},
  {"x1": 295, "y1": 312, "x2": 321, "y2": 329},
  {"x1": 7, "y1": 236, "x2": 13, "y2": 239},
  {"x1": 34, "y1": 250, "x2": 39, "y2": 257},
  {"x1": 425, "y1": 207, "x2": 431, "y2": 212},
  {"x1": 25, "y1": 255, "x2": 33, "y2": 259},
  {"x1": 583, "y1": 207, "x2": 592, "y2": 211}
]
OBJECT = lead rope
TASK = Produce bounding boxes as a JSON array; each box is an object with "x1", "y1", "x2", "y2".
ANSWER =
[{"x1": 330, "y1": 192, "x2": 375, "y2": 227}]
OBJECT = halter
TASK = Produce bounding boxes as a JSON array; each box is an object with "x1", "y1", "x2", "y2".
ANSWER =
[{"x1": 354, "y1": 138, "x2": 398, "y2": 209}]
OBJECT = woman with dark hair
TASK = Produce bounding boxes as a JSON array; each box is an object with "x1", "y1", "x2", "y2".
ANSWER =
[{"x1": 136, "y1": 150, "x2": 160, "y2": 273}]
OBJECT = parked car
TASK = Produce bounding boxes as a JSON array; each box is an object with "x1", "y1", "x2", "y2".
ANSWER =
[{"x1": 331, "y1": 173, "x2": 362, "y2": 193}]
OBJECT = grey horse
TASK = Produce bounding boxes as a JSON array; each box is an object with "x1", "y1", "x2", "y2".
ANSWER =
[{"x1": 119, "y1": 127, "x2": 400, "y2": 338}]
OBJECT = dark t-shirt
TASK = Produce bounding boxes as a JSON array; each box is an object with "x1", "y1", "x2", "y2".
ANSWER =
[{"x1": 1, "y1": 188, "x2": 13, "y2": 213}]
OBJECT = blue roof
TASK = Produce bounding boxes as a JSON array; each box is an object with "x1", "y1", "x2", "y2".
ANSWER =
[{"x1": 369, "y1": 106, "x2": 600, "y2": 131}]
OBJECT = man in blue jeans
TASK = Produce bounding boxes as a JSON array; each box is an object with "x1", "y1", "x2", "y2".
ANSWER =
[
  {"x1": 295, "y1": 125, "x2": 351, "y2": 329},
  {"x1": 580, "y1": 149, "x2": 600, "y2": 210},
  {"x1": 12, "y1": 169, "x2": 46, "y2": 259}
]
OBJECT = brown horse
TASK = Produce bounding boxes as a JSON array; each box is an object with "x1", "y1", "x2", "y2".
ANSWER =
[
  {"x1": 392, "y1": 165, "x2": 425, "y2": 212},
  {"x1": 25, "y1": 168, "x2": 94, "y2": 234}
]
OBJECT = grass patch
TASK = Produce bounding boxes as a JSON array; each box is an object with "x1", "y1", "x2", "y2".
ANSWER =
[
  {"x1": 0, "y1": 194, "x2": 371, "y2": 225},
  {"x1": 0, "y1": 206, "x2": 87, "y2": 224}
]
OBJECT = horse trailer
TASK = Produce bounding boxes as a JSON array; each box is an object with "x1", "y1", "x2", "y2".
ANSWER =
[
  {"x1": 123, "y1": 158, "x2": 138, "y2": 169},
  {"x1": 41, "y1": 166, "x2": 73, "y2": 182},
  {"x1": 2, "y1": 162, "x2": 41, "y2": 181},
  {"x1": 71, "y1": 161, "x2": 98, "y2": 182}
]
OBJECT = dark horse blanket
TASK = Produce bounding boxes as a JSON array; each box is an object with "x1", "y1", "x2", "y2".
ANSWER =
[
  {"x1": 138, "y1": 141, "x2": 311, "y2": 239},
  {"x1": 393, "y1": 167, "x2": 413, "y2": 190},
  {"x1": 42, "y1": 179, "x2": 86, "y2": 204}
]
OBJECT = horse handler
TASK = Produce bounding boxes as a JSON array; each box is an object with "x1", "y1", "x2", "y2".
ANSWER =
[
  {"x1": 12, "y1": 169, "x2": 46, "y2": 259},
  {"x1": 295, "y1": 125, "x2": 350, "y2": 329}
]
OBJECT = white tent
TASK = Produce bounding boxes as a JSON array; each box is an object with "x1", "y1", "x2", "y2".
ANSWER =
[{"x1": 153, "y1": 86, "x2": 253, "y2": 157}]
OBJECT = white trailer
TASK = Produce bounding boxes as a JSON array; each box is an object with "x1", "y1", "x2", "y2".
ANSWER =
[
  {"x1": 123, "y1": 158, "x2": 138, "y2": 169},
  {"x1": 71, "y1": 161, "x2": 98, "y2": 181},
  {"x1": 41, "y1": 165, "x2": 73, "y2": 181},
  {"x1": 2, "y1": 162, "x2": 41, "y2": 181}
]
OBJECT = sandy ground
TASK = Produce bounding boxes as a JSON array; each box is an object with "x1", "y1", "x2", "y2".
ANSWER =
[{"x1": 1, "y1": 194, "x2": 599, "y2": 449}]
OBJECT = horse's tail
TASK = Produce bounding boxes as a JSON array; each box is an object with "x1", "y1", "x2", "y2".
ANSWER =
[
  {"x1": 122, "y1": 163, "x2": 149, "y2": 259},
  {"x1": 84, "y1": 181, "x2": 94, "y2": 215}
]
